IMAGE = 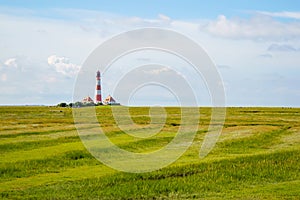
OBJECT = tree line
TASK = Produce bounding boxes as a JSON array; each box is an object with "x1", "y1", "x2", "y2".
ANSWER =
[{"x1": 57, "y1": 102, "x2": 103, "y2": 108}]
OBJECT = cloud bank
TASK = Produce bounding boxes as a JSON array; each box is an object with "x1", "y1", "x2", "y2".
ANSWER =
[
  {"x1": 4, "y1": 58, "x2": 18, "y2": 68},
  {"x1": 267, "y1": 44, "x2": 300, "y2": 52},
  {"x1": 258, "y1": 11, "x2": 300, "y2": 20},
  {"x1": 0, "y1": 7, "x2": 299, "y2": 106},
  {"x1": 47, "y1": 55, "x2": 81, "y2": 77},
  {"x1": 204, "y1": 14, "x2": 300, "y2": 41}
]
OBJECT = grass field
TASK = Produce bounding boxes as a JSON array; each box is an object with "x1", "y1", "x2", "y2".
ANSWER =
[{"x1": 0, "y1": 106, "x2": 299, "y2": 199}]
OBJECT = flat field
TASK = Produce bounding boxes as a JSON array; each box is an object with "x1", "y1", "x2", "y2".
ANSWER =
[{"x1": 0, "y1": 106, "x2": 299, "y2": 199}]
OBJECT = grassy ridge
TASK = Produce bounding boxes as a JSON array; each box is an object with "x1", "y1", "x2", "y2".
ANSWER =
[{"x1": 0, "y1": 106, "x2": 299, "y2": 199}]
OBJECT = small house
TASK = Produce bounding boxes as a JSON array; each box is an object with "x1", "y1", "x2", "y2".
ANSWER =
[{"x1": 103, "y1": 95, "x2": 120, "y2": 105}]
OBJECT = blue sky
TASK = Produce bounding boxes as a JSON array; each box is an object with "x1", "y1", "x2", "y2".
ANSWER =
[
  {"x1": 1, "y1": 0, "x2": 299, "y2": 19},
  {"x1": 0, "y1": 1, "x2": 300, "y2": 106}
]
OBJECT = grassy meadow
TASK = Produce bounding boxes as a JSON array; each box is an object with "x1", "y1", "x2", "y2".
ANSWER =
[{"x1": 0, "y1": 106, "x2": 299, "y2": 199}]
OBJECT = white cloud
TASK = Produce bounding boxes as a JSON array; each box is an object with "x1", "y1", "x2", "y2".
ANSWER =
[
  {"x1": 144, "y1": 67, "x2": 170, "y2": 75},
  {"x1": 47, "y1": 55, "x2": 80, "y2": 77},
  {"x1": 158, "y1": 14, "x2": 171, "y2": 22},
  {"x1": 258, "y1": 11, "x2": 300, "y2": 20},
  {"x1": 204, "y1": 15, "x2": 300, "y2": 41},
  {"x1": 4, "y1": 58, "x2": 17, "y2": 68}
]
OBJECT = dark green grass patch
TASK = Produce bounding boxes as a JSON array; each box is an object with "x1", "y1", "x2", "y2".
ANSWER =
[
  {"x1": 4, "y1": 149, "x2": 299, "y2": 199},
  {"x1": 0, "y1": 136, "x2": 80, "y2": 153},
  {"x1": 118, "y1": 136, "x2": 175, "y2": 152},
  {"x1": 0, "y1": 128, "x2": 76, "y2": 139},
  {"x1": 0, "y1": 150, "x2": 98, "y2": 181},
  {"x1": 215, "y1": 125, "x2": 292, "y2": 154}
]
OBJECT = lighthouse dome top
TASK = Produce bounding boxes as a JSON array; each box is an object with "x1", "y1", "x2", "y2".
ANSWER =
[{"x1": 96, "y1": 70, "x2": 101, "y2": 77}]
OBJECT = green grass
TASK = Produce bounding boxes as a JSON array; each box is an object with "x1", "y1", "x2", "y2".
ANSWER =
[{"x1": 0, "y1": 106, "x2": 299, "y2": 199}]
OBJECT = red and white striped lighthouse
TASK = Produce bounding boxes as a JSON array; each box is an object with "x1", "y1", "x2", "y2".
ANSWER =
[{"x1": 95, "y1": 70, "x2": 102, "y2": 103}]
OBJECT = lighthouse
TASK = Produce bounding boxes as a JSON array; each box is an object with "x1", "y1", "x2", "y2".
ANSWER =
[{"x1": 95, "y1": 70, "x2": 102, "y2": 104}]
